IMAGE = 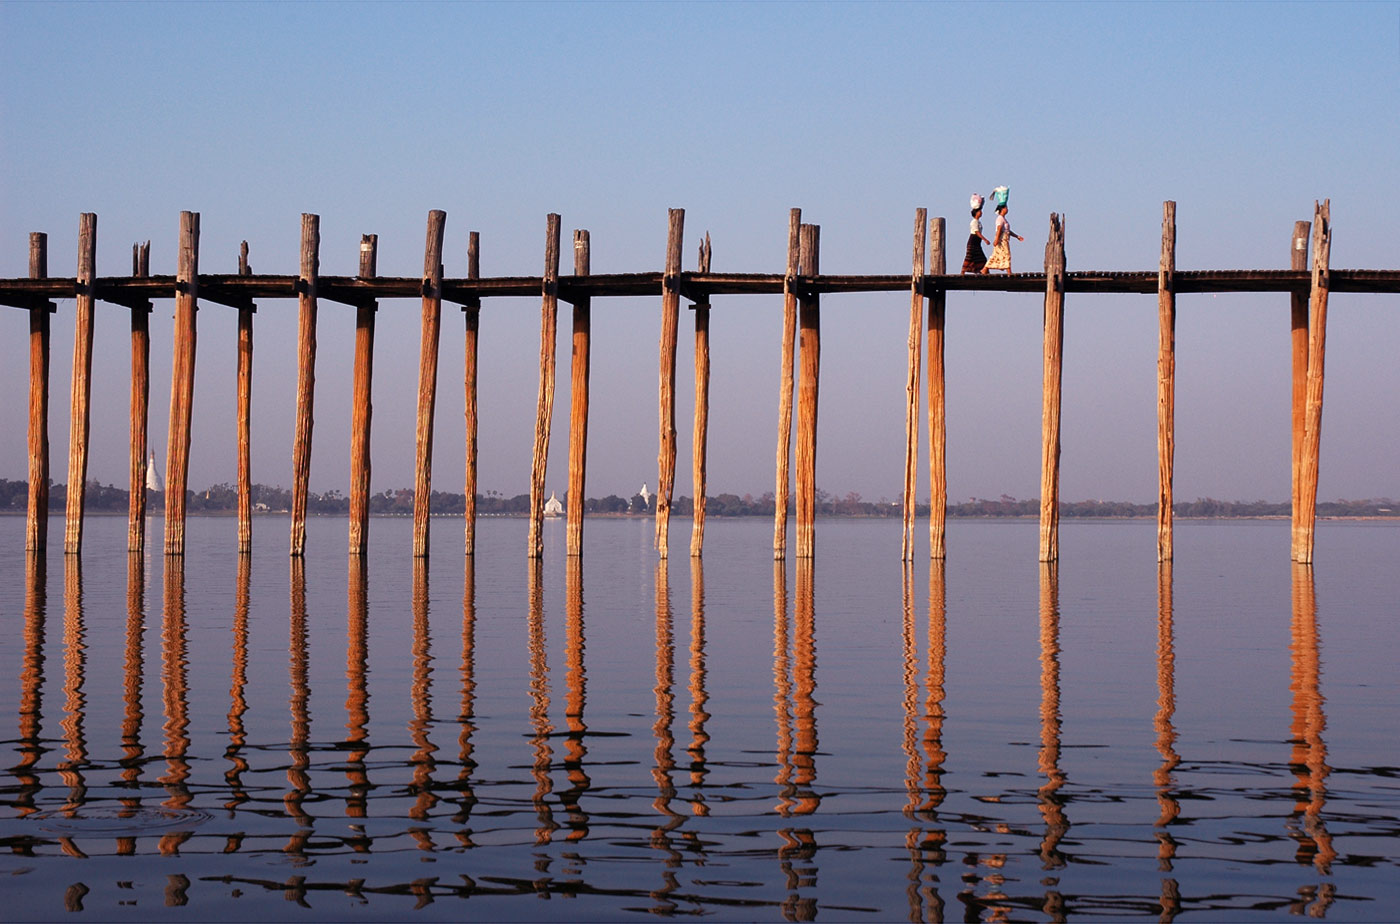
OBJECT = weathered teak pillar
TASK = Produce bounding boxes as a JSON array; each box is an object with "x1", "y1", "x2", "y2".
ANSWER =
[
  {"x1": 566, "y1": 229, "x2": 592, "y2": 558},
  {"x1": 348, "y1": 234, "x2": 377, "y2": 556},
  {"x1": 927, "y1": 217, "x2": 948, "y2": 560},
  {"x1": 289, "y1": 214, "x2": 320, "y2": 557},
  {"x1": 26, "y1": 233, "x2": 52, "y2": 554},
  {"x1": 236, "y1": 241, "x2": 254, "y2": 554},
  {"x1": 463, "y1": 231, "x2": 481, "y2": 556},
  {"x1": 1288, "y1": 219, "x2": 1312, "y2": 558},
  {"x1": 1156, "y1": 201, "x2": 1177, "y2": 562},
  {"x1": 655, "y1": 208, "x2": 685, "y2": 559},
  {"x1": 690, "y1": 233, "x2": 713, "y2": 558},
  {"x1": 412, "y1": 210, "x2": 447, "y2": 558},
  {"x1": 1295, "y1": 200, "x2": 1331, "y2": 564},
  {"x1": 1038, "y1": 214, "x2": 1066, "y2": 563},
  {"x1": 128, "y1": 242, "x2": 152, "y2": 554},
  {"x1": 902, "y1": 209, "x2": 926, "y2": 561},
  {"x1": 773, "y1": 208, "x2": 800, "y2": 560},
  {"x1": 794, "y1": 223, "x2": 820, "y2": 560},
  {"x1": 164, "y1": 211, "x2": 200, "y2": 556},
  {"x1": 527, "y1": 214, "x2": 561, "y2": 560},
  {"x1": 64, "y1": 213, "x2": 98, "y2": 554}
]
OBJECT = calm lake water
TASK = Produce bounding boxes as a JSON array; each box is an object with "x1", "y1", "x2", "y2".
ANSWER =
[{"x1": 1, "y1": 515, "x2": 1397, "y2": 921}]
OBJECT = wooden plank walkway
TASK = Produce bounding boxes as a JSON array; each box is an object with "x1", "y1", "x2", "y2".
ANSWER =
[{"x1": 3, "y1": 268, "x2": 1399, "y2": 310}]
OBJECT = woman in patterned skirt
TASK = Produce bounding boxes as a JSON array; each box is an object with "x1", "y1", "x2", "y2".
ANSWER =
[
  {"x1": 984, "y1": 203, "x2": 1024, "y2": 273},
  {"x1": 962, "y1": 203, "x2": 993, "y2": 274}
]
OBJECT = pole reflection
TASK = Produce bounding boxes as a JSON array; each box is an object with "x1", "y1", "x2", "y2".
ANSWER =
[
  {"x1": 687, "y1": 557, "x2": 710, "y2": 816},
  {"x1": 773, "y1": 560, "x2": 820, "y2": 921},
  {"x1": 121, "y1": 553, "x2": 147, "y2": 833},
  {"x1": 560, "y1": 554, "x2": 591, "y2": 841},
  {"x1": 526, "y1": 558, "x2": 557, "y2": 845},
  {"x1": 59, "y1": 557, "x2": 87, "y2": 815},
  {"x1": 1037, "y1": 562, "x2": 1068, "y2": 870},
  {"x1": 160, "y1": 557, "x2": 192, "y2": 855},
  {"x1": 650, "y1": 558, "x2": 683, "y2": 913},
  {"x1": 1288, "y1": 564, "x2": 1335, "y2": 880},
  {"x1": 225, "y1": 553, "x2": 251, "y2": 814},
  {"x1": 773, "y1": 560, "x2": 794, "y2": 815},
  {"x1": 1153, "y1": 561, "x2": 1182, "y2": 922},
  {"x1": 904, "y1": 558, "x2": 948, "y2": 923},
  {"x1": 408, "y1": 557, "x2": 439, "y2": 840},
  {"x1": 15, "y1": 554, "x2": 48, "y2": 822},
  {"x1": 285, "y1": 558, "x2": 312, "y2": 858},
  {"x1": 345, "y1": 556, "x2": 371, "y2": 829},
  {"x1": 453, "y1": 556, "x2": 478, "y2": 841}
]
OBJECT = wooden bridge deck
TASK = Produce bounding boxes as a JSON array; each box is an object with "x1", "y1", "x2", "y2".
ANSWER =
[{"x1": 3, "y1": 268, "x2": 1399, "y2": 311}]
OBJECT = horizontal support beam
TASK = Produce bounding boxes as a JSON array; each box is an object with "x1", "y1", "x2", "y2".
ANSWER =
[{"x1": 2, "y1": 268, "x2": 1398, "y2": 306}]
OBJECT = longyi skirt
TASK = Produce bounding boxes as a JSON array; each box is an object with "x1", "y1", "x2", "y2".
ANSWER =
[
  {"x1": 985, "y1": 236, "x2": 1012, "y2": 272},
  {"x1": 962, "y1": 234, "x2": 986, "y2": 273}
]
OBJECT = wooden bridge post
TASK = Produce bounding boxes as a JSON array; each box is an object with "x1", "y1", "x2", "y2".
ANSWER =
[
  {"x1": 528, "y1": 214, "x2": 561, "y2": 559},
  {"x1": 1156, "y1": 202, "x2": 1177, "y2": 562},
  {"x1": 128, "y1": 242, "x2": 152, "y2": 554},
  {"x1": 902, "y1": 209, "x2": 926, "y2": 561},
  {"x1": 164, "y1": 211, "x2": 199, "y2": 556},
  {"x1": 690, "y1": 233, "x2": 713, "y2": 558},
  {"x1": 348, "y1": 234, "x2": 377, "y2": 556},
  {"x1": 795, "y1": 223, "x2": 821, "y2": 559},
  {"x1": 63, "y1": 213, "x2": 98, "y2": 554},
  {"x1": 26, "y1": 233, "x2": 52, "y2": 554},
  {"x1": 289, "y1": 214, "x2": 320, "y2": 557},
  {"x1": 463, "y1": 232, "x2": 480, "y2": 556},
  {"x1": 773, "y1": 209, "x2": 800, "y2": 560},
  {"x1": 566, "y1": 229, "x2": 592, "y2": 557},
  {"x1": 655, "y1": 208, "x2": 685, "y2": 559},
  {"x1": 927, "y1": 217, "x2": 948, "y2": 560},
  {"x1": 412, "y1": 210, "x2": 447, "y2": 558},
  {"x1": 1289, "y1": 219, "x2": 1312, "y2": 559},
  {"x1": 1295, "y1": 200, "x2": 1331, "y2": 564},
  {"x1": 236, "y1": 241, "x2": 254, "y2": 554},
  {"x1": 1038, "y1": 214, "x2": 1066, "y2": 563}
]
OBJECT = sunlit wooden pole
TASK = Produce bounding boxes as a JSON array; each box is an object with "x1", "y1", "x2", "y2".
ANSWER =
[
  {"x1": 463, "y1": 232, "x2": 481, "y2": 556},
  {"x1": 412, "y1": 210, "x2": 447, "y2": 558},
  {"x1": 690, "y1": 233, "x2": 713, "y2": 558},
  {"x1": 794, "y1": 223, "x2": 820, "y2": 559},
  {"x1": 348, "y1": 234, "x2": 377, "y2": 556},
  {"x1": 773, "y1": 208, "x2": 800, "y2": 560},
  {"x1": 1295, "y1": 200, "x2": 1331, "y2": 564},
  {"x1": 528, "y1": 214, "x2": 561, "y2": 560},
  {"x1": 164, "y1": 211, "x2": 199, "y2": 556},
  {"x1": 902, "y1": 209, "x2": 926, "y2": 561},
  {"x1": 1156, "y1": 201, "x2": 1176, "y2": 562},
  {"x1": 128, "y1": 242, "x2": 152, "y2": 553},
  {"x1": 63, "y1": 213, "x2": 97, "y2": 554},
  {"x1": 289, "y1": 214, "x2": 320, "y2": 557},
  {"x1": 927, "y1": 217, "x2": 948, "y2": 560},
  {"x1": 26, "y1": 233, "x2": 52, "y2": 554},
  {"x1": 1038, "y1": 214, "x2": 1066, "y2": 563},
  {"x1": 655, "y1": 208, "x2": 685, "y2": 559},
  {"x1": 1289, "y1": 219, "x2": 1311, "y2": 559}
]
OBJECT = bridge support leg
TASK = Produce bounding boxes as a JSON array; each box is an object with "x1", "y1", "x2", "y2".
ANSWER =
[
  {"x1": 348, "y1": 235, "x2": 377, "y2": 557},
  {"x1": 567, "y1": 229, "x2": 592, "y2": 558},
  {"x1": 902, "y1": 209, "x2": 926, "y2": 562},
  {"x1": 928, "y1": 218, "x2": 948, "y2": 560},
  {"x1": 290, "y1": 214, "x2": 320, "y2": 557},
  {"x1": 1157, "y1": 202, "x2": 1177, "y2": 562},
  {"x1": 128, "y1": 243, "x2": 152, "y2": 554},
  {"x1": 795, "y1": 223, "x2": 821, "y2": 559},
  {"x1": 26, "y1": 233, "x2": 51, "y2": 554},
  {"x1": 164, "y1": 211, "x2": 200, "y2": 556},
  {"x1": 655, "y1": 209, "x2": 685, "y2": 559},
  {"x1": 773, "y1": 209, "x2": 801, "y2": 560},
  {"x1": 1038, "y1": 214, "x2": 1066, "y2": 563},
  {"x1": 463, "y1": 232, "x2": 481, "y2": 556},
  {"x1": 1295, "y1": 201, "x2": 1331, "y2": 564},
  {"x1": 527, "y1": 214, "x2": 561, "y2": 559},
  {"x1": 412, "y1": 210, "x2": 447, "y2": 558},
  {"x1": 1289, "y1": 219, "x2": 1311, "y2": 560},
  {"x1": 690, "y1": 233, "x2": 712, "y2": 558},
  {"x1": 64, "y1": 213, "x2": 97, "y2": 554}
]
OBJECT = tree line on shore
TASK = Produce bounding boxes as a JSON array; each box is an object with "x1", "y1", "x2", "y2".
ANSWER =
[{"x1": 2, "y1": 478, "x2": 1396, "y2": 519}]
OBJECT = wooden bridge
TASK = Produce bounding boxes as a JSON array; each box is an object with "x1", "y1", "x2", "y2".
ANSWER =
[{"x1": 4, "y1": 201, "x2": 1395, "y2": 564}]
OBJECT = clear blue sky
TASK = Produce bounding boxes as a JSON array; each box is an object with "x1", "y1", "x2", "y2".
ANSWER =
[{"x1": 2, "y1": 1, "x2": 1397, "y2": 504}]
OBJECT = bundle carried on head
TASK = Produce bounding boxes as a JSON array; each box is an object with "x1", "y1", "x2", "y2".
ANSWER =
[
  {"x1": 969, "y1": 193, "x2": 985, "y2": 211},
  {"x1": 991, "y1": 186, "x2": 1010, "y2": 208}
]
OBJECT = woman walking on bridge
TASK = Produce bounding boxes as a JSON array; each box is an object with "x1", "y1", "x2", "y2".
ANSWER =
[
  {"x1": 984, "y1": 197, "x2": 1024, "y2": 274},
  {"x1": 962, "y1": 195, "x2": 992, "y2": 274}
]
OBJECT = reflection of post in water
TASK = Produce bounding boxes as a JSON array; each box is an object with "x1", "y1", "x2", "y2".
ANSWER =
[
  {"x1": 1037, "y1": 562, "x2": 1068, "y2": 869},
  {"x1": 160, "y1": 558, "x2": 192, "y2": 855},
  {"x1": 225, "y1": 553, "x2": 251, "y2": 814},
  {"x1": 1154, "y1": 562, "x2": 1181, "y2": 873},
  {"x1": 791, "y1": 559, "x2": 820, "y2": 816},
  {"x1": 560, "y1": 555, "x2": 591, "y2": 840},
  {"x1": 121, "y1": 553, "x2": 147, "y2": 826},
  {"x1": 526, "y1": 558, "x2": 557, "y2": 844},
  {"x1": 905, "y1": 558, "x2": 948, "y2": 924},
  {"x1": 687, "y1": 557, "x2": 710, "y2": 816},
  {"x1": 649, "y1": 558, "x2": 683, "y2": 913},
  {"x1": 408, "y1": 556, "x2": 439, "y2": 834},
  {"x1": 772, "y1": 560, "x2": 795, "y2": 814},
  {"x1": 16, "y1": 555, "x2": 48, "y2": 819},
  {"x1": 285, "y1": 558, "x2": 313, "y2": 856},
  {"x1": 1288, "y1": 564, "x2": 1335, "y2": 876},
  {"x1": 453, "y1": 556, "x2": 478, "y2": 838},
  {"x1": 901, "y1": 562, "x2": 919, "y2": 814},
  {"x1": 344, "y1": 556, "x2": 371, "y2": 824},
  {"x1": 60, "y1": 557, "x2": 88, "y2": 814}
]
